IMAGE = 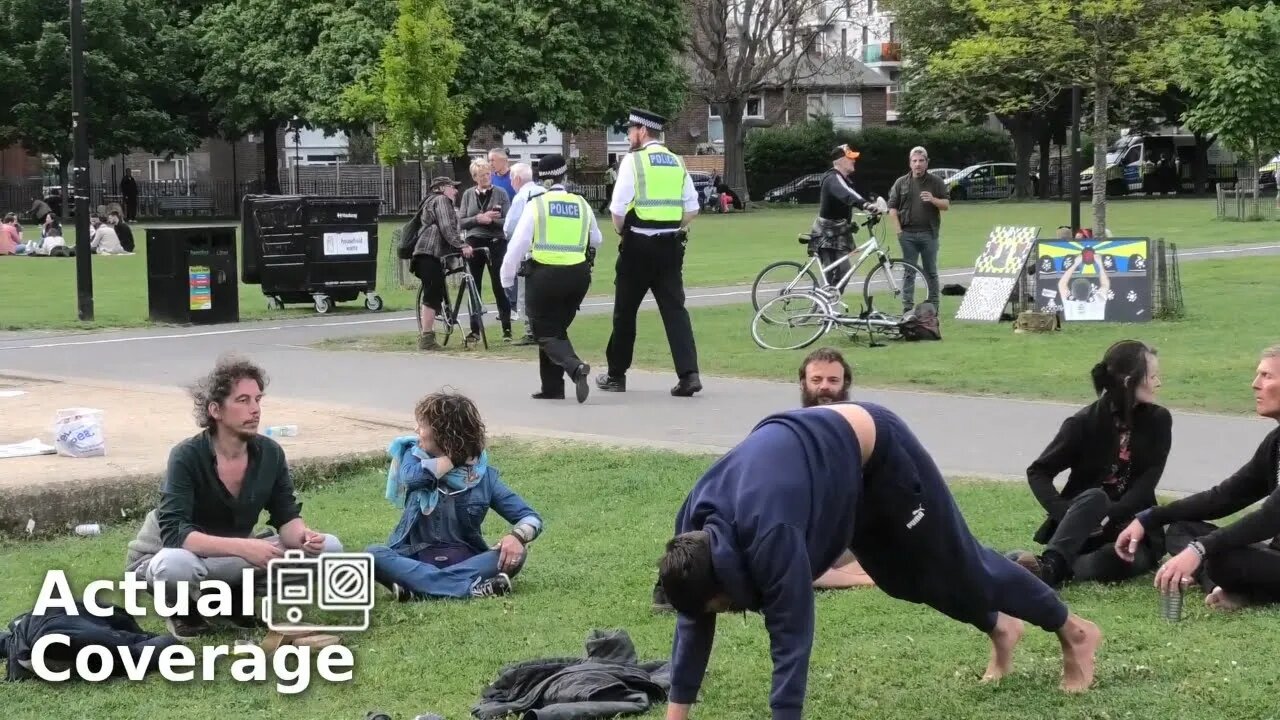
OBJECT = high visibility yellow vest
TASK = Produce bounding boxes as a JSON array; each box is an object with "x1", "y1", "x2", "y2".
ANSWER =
[
  {"x1": 626, "y1": 143, "x2": 686, "y2": 229},
  {"x1": 529, "y1": 190, "x2": 591, "y2": 265}
]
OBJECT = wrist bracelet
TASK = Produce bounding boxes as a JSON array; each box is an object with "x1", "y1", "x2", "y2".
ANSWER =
[{"x1": 1189, "y1": 540, "x2": 1206, "y2": 558}]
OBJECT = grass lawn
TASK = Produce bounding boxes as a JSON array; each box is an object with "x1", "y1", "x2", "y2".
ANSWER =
[
  {"x1": 0, "y1": 442, "x2": 1274, "y2": 719},
  {"x1": 319, "y1": 254, "x2": 1275, "y2": 416},
  {"x1": 3, "y1": 198, "x2": 1276, "y2": 331}
]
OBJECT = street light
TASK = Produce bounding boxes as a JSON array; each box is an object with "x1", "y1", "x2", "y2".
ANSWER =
[
  {"x1": 290, "y1": 115, "x2": 301, "y2": 194},
  {"x1": 70, "y1": 0, "x2": 93, "y2": 321}
]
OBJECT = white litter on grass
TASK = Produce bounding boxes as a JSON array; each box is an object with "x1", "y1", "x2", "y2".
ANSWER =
[
  {"x1": 26, "y1": 518, "x2": 35, "y2": 535},
  {"x1": 0, "y1": 390, "x2": 26, "y2": 398},
  {"x1": 0, "y1": 438, "x2": 55, "y2": 458}
]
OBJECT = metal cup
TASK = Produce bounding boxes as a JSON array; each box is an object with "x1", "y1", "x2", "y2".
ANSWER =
[{"x1": 1160, "y1": 583, "x2": 1187, "y2": 621}]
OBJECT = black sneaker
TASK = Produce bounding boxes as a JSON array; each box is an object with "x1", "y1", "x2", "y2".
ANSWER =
[
  {"x1": 596, "y1": 373, "x2": 626, "y2": 392},
  {"x1": 471, "y1": 573, "x2": 513, "y2": 598},
  {"x1": 166, "y1": 613, "x2": 214, "y2": 641},
  {"x1": 574, "y1": 363, "x2": 591, "y2": 404},
  {"x1": 671, "y1": 373, "x2": 702, "y2": 397},
  {"x1": 518, "y1": 333, "x2": 536, "y2": 346},
  {"x1": 1007, "y1": 549, "x2": 1064, "y2": 588},
  {"x1": 503, "y1": 328, "x2": 513, "y2": 343}
]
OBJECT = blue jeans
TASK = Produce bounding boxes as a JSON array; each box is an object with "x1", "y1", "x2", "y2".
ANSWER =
[
  {"x1": 367, "y1": 545, "x2": 524, "y2": 599},
  {"x1": 897, "y1": 230, "x2": 940, "y2": 311}
]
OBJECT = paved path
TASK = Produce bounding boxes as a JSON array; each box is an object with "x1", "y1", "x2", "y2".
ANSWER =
[{"x1": 2, "y1": 241, "x2": 1276, "y2": 497}]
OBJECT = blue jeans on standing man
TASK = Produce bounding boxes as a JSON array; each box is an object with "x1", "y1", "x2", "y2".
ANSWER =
[{"x1": 897, "y1": 229, "x2": 940, "y2": 312}]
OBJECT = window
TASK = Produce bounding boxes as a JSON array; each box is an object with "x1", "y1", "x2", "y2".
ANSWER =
[
  {"x1": 708, "y1": 97, "x2": 764, "y2": 142},
  {"x1": 606, "y1": 127, "x2": 628, "y2": 144},
  {"x1": 148, "y1": 157, "x2": 189, "y2": 182}
]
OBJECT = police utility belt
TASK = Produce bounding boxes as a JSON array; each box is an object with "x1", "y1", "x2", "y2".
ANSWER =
[{"x1": 518, "y1": 248, "x2": 596, "y2": 277}]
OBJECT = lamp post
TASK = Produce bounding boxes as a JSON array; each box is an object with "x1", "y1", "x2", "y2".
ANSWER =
[{"x1": 70, "y1": 0, "x2": 93, "y2": 321}]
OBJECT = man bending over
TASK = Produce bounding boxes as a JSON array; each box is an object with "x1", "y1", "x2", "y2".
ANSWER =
[
  {"x1": 658, "y1": 402, "x2": 1101, "y2": 719},
  {"x1": 125, "y1": 356, "x2": 343, "y2": 640}
]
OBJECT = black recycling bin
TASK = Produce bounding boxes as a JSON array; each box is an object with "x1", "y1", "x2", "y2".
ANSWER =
[
  {"x1": 240, "y1": 194, "x2": 382, "y2": 314},
  {"x1": 145, "y1": 224, "x2": 240, "y2": 325}
]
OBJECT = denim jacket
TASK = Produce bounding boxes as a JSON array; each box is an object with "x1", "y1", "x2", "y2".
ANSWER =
[{"x1": 386, "y1": 444, "x2": 543, "y2": 557}]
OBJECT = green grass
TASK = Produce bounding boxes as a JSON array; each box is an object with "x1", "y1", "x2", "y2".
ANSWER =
[
  {"x1": 2, "y1": 198, "x2": 1276, "y2": 331},
  {"x1": 0, "y1": 442, "x2": 1275, "y2": 720},
  {"x1": 319, "y1": 254, "x2": 1275, "y2": 416}
]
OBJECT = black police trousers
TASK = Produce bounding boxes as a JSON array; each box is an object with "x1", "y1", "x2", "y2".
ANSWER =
[
  {"x1": 604, "y1": 230, "x2": 699, "y2": 380},
  {"x1": 526, "y1": 260, "x2": 592, "y2": 394}
]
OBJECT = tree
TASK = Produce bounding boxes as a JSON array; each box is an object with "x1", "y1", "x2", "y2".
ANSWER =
[
  {"x1": 683, "y1": 0, "x2": 884, "y2": 201},
  {"x1": 341, "y1": 0, "x2": 465, "y2": 187},
  {"x1": 0, "y1": 0, "x2": 202, "y2": 202},
  {"x1": 195, "y1": 0, "x2": 393, "y2": 192},
  {"x1": 1172, "y1": 3, "x2": 1280, "y2": 200},
  {"x1": 885, "y1": 0, "x2": 1054, "y2": 200},
  {"x1": 445, "y1": 0, "x2": 688, "y2": 162},
  {"x1": 942, "y1": 0, "x2": 1189, "y2": 236}
]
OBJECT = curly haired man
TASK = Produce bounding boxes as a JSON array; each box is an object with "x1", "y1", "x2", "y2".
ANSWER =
[
  {"x1": 366, "y1": 391, "x2": 544, "y2": 601},
  {"x1": 124, "y1": 355, "x2": 343, "y2": 641}
]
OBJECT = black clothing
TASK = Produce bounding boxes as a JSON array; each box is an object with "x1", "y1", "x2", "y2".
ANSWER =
[
  {"x1": 1167, "y1": 520, "x2": 1280, "y2": 602},
  {"x1": 1, "y1": 602, "x2": 180, "y2": 681},
  {"x1": 604, "y1": 230, "x2": 698, "y2": 381},
  {"x1": 526, "y1": 261, "x2": 591, "y2": 394},
  {"x1": 1027, "y1": 399, "x2": 1173, "y2": 543},
  {"x1": 887, "y1": 172, "x2": 950, "y2": 235},
  {"x1": 1041, "y1": 488, "x2": 1162, "y2": 584},
  {"x1": 120, "y1": 176, "x2": 139, "y2": 221},
  {"x1": 156, "y1": 430, "x2": 302, "y2": 549},
  {"x1": 1139, "y1": 427, "x2": 1280, "y2": 555},
  {"x1": 465, "y1": 238, "x2": 513, "y2": 333},
  {"x1": 472, "y1": 629, "x2": 669, "y2": 720},
  {"x1": 114, "y1": 220, "x2": 135, "y2": 253},
  {"x1": 817, "y1": 169, "x2": 870, "y2": 222},
  {"x1": 412, "y1": 254, "x2": 446, "y2": 312}
]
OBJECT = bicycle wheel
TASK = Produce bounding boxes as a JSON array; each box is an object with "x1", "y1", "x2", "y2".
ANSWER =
[
  {"x1": 751, "y1": 261, "x2": 820, "y2": 316},
  {"x1": 751, "y1": 292, "x2": 832, "y2": 351},
  {"x1": 862, "y1": 257, "x2": 932, "y2": 314},
  {"x1": 469, "y1": 280, "x2": 489, "y2": 350}
]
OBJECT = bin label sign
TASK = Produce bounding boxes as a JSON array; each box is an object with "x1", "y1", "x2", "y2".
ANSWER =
[
  {"x1": 324, "y1": 231, "x2": 369, "y2": 256},
  {"x1": 189, "y1": 265, "x2": 212, "y2": 311}
]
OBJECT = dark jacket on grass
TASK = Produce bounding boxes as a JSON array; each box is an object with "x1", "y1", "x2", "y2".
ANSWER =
[
  {"x1": 472, "y1": 629, "x2": 670, "y2": 720},
  {"x1": 1, "y1": 601, "x2": 179, "y2": 681}
]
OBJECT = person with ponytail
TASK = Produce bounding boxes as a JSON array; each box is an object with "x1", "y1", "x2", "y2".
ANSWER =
[{"x1": 1010, "y1": 340, "x2": 1172, "y2": 588}]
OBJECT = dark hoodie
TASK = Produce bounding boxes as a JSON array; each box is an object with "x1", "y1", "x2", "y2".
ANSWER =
[{"x1": 668, "y1": 405, "x2": 865, "y2": 720}]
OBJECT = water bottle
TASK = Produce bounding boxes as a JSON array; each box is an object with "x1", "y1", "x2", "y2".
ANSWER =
[
  {"x1": 264, "y1": 425, "x2": 299, "y2": 438},
  {"x1": 74, "y1": 523, "x2": 101, "y2": 537}
]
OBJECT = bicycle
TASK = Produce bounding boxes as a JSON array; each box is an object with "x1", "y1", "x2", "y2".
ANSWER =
[
  {"x1": 415, "y1": 247, "x2": 490, "y2": 350},
  {"x1": 750, "y1": 289, "x2": 905, "y2": 351},
  {"x1": 749, "y1": 213, "x2": 935, "y2": 322}
]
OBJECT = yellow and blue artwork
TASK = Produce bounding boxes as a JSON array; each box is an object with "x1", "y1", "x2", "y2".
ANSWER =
[{"x1": 1034, "y1": 237, "x2": 1151, "y2": 323}]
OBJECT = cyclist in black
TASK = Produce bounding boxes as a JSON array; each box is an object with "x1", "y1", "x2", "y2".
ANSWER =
[{"x1": 811, "y1": 144, "x2": 881, "y2": 286}]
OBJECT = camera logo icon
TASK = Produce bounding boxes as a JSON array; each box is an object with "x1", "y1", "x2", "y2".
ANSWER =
[{"x1": 260, "y1": 550, "x2": 375, "y2": 633}]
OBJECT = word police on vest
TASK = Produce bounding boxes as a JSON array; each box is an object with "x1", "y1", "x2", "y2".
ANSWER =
[
  {"x1": 647, "y1": 153, "x2": 679, "y2": 167},
  {"x1": 27, "y1": 562, "x2": 369, "y2": 693},
  {"x1": 548, "y1": 201, "x2": 581, "y2": 218}
]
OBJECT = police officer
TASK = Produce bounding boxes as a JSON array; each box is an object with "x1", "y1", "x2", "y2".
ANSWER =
[
  {"x1": 596, "y1": 108, "x2": 704, "y2": 397},
  {"x1": 500, "y1": 154, "x2": 602, "y2": 403}
]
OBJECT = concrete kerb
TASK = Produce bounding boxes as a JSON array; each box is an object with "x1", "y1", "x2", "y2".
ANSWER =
[{"x1": 0, "y1": 370, "x2": 731, "y2": 540}]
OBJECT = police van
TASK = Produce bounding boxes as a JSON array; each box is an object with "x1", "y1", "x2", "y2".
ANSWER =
[{"x1": 1079, "y1": 131, "x2": 1238, "y2": 196}]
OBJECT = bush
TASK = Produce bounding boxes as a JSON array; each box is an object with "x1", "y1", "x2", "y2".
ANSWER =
[{"x1": 744, "y1": 117, "x2": 1015, "y2": 200}]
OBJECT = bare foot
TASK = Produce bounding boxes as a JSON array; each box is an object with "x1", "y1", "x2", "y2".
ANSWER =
[
  {"x1": 982, "y1": 613, "x2": 1024, "y2": 683},
  {"x1": 1057, "y1": 614, "x2": 1102, "y2": 693},
  {"x1": 1205, "y1": 586, "x2": 1249, "y2": 612}
]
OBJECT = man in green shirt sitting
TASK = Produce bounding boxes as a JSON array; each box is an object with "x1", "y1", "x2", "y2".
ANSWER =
[{"x1": 125, "y1": 356, "x2": 343, "y2": 640}]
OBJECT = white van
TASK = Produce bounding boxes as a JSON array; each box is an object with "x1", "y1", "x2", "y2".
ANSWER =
[{"x1": 1079, "y1": 132, "x2": 1238, "y2": 196}]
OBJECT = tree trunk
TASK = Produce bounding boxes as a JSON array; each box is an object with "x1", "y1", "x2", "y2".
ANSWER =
[
  {"x1": 263, "y1": 122, "x2": 280, "y2": 194},
  {"x1": 1193, "y1": 133, "x2": 1212, "y2": 196},
  {"x1": 1091, "y1": 81, "x2": 1109, "y2": 238},
  {"x1": 1011, "y1": 114, "x2": 1035, "y2": 200},
  {"x1": 1038, "y1": 121, "x2": 1052, "y2": 200},
  {"x1": 722, "y1": 102, "x2": 750, "y2": 205}
]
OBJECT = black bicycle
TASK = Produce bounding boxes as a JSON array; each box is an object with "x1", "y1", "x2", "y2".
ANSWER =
[{"x1": 416, "y1": 247, "x2": 490, "y2": 350}]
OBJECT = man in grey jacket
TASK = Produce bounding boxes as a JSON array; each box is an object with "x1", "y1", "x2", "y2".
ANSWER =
[{"x1": 412, "y1": 176, "x2": 465, "y2": 350}]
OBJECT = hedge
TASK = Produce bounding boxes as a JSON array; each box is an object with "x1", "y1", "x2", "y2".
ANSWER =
[{"x1": 744, "y1": 116, "x2": 1015, "y2": 200}]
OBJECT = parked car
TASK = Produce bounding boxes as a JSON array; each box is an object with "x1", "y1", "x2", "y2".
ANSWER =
[
  {"x1": 929, "y1": 167, "x2": 961, "y2": 182},
  {"x1": 1259, "y1": 154, "x2": 1279, "y2": 191},
  {"x1": 946, "y1": 162, "x2": 1039, "y2": 200},
  {"x1": 763, "y1": 173, "x2": 824, "y2": 204}
]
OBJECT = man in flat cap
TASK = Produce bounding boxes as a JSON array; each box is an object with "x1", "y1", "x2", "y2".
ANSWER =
[
  {"x1": 410, "y1": 176, "x2": 465, "y2": 350},
  {"x1": 500, "y1": 154, "x2": 602, "y2": 403},
  {"x1": 597, "y1": 108, "x2": 704, "y2": 398}
]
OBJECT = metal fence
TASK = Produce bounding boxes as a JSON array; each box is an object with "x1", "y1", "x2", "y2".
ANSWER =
[
  {"x1": 1215, "y1": 181, "x2": 1279, "y2": 221},
  {"x1": 1150, "y1": 238, "x2": 1186, "y2": 320}
]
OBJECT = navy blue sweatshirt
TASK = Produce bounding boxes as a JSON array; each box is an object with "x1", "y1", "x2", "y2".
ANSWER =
[{"x1": 668, "y1": 406, "x2": 865, "y2": 720}]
